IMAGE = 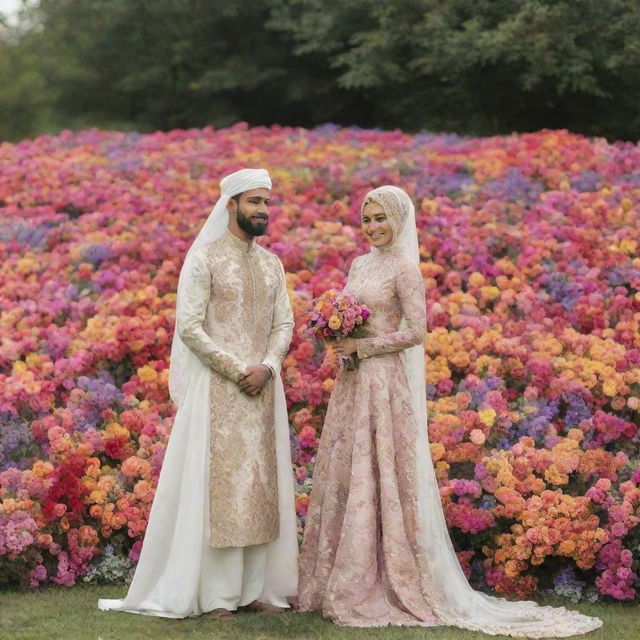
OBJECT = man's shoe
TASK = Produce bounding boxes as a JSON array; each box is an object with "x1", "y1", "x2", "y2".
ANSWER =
[
  {"x1": 210, "y1": 608, "x2": 234, "y2": 620},
  {"x1": 240, "y1": 600, "x2": 287, "y2": 614}
]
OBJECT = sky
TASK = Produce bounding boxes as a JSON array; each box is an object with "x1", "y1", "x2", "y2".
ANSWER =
[{"x1": 0, "y1": 0, "x2": 22, "y2": 18}]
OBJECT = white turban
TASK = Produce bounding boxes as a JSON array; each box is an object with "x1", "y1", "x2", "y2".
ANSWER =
[{"x1": 220, "y1": 167, "x2": 272, "y2": 198}]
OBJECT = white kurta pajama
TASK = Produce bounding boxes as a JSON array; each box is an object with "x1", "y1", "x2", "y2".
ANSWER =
[{"x1": 99, "y1": 230, "x2": 298, "y2": 617}]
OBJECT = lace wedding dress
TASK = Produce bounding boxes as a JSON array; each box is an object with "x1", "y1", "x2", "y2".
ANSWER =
[{"x1": 298, "y1": 241, "x2": 602, "y2": 637}]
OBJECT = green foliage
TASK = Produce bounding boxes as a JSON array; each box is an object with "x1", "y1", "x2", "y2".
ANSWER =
[
  {"x1": 1, "y1": 0, "x2": 639, "y2": 141},
  {"x1": 32, "y1": 0, "x2": 292, "y2": 130},
  {"x1": 270, "y1": 0, "x2": 640, "y2": 139},
  {"x1": 0, "y1": 18, "x2": 54, "y2": 141},
  {"x1": 0, "y1": 0, "x2": 327, "y2": 138}
]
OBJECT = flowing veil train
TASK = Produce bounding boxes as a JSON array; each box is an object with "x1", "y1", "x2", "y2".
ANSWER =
[{"x1": 393, "y1": 185, "x2": 601, "y2": 636}]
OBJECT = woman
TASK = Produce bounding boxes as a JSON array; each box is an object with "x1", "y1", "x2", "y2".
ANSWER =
[{"x1": 297, "y1": 186, "x2": 602, "y2": 636}]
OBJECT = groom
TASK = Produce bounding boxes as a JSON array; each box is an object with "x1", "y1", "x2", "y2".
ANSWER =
[
  {"x1": 177, "y1": 169, "x2": 295, "y2": 616},
  {"x1": 99, "y1": 169, "x2": 298, "y2": 619}
]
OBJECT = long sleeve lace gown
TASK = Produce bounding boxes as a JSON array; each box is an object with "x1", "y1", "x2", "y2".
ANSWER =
[{"x1": 298, "y1": 245, "x2": 602, "y2": 637}]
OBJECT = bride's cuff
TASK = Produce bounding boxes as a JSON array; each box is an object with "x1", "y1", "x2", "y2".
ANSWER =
[{"x1": 355, "y1": 338, "x2": 375, "y2": 360}]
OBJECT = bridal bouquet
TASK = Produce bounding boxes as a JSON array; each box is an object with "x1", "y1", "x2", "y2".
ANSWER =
[{"x1": 306, "y1": 290, "x2": 370, "y2": 369}]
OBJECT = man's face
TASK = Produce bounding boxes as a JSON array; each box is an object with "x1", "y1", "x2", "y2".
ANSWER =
[{"x1": 233, "y1": 188, "x2": 271, "y2": 236}]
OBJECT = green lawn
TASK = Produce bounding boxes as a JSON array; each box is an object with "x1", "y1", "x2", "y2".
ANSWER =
[{"x1": 0, "y1": 584, "x2": 637, "y2": 640}]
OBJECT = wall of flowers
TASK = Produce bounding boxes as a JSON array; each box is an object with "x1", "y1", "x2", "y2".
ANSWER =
[{"x1": 0, "y1": 124, "x2": 638, "y2": 601}]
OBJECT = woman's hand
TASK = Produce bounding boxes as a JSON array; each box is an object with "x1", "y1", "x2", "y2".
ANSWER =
[{"x1": 333, "y1": 337, "x2": 357, "y2": 357}]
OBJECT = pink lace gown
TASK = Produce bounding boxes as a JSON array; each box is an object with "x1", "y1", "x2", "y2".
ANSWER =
[
  {"x1": 299, "y1": 246, "x2": 438, "y2": 626},
  {"x1": 298, "y1": 247, "x2": 602, "y2": 636}
]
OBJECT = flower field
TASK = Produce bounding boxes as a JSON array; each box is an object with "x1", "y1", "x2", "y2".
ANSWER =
[{"x1": 0, "y1": 124, "x2": 639, "y2": 602}]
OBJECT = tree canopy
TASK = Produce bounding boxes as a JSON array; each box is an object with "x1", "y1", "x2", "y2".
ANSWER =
[{"x1": 1, "y1": 0, "x2": 639, "y2": 141}]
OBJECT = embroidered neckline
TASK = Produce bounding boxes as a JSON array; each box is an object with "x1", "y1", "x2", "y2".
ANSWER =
[
  {"x1": 224, "y1": 229, "x2": 255, "y2": 253},
  {"x1": 370, "y1": 244, "x2": 403, "y2": 259}
]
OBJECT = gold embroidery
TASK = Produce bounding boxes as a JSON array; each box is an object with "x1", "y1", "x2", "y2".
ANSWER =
[
  {"x1": 182, "y1": 231, "x2": 291, "y2": 547},
  {"x1": 209, "y1": 373, "x2": 278, "y2": 547}
]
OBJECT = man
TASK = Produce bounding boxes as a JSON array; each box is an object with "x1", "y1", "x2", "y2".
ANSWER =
[{"x1": 99, "y1": 169, "x2": 298, "y2": 619}]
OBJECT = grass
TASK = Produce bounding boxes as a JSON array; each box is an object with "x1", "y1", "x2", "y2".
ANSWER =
[{"x1": 0, "y1": 584, "x2": 638, "y2": 640}]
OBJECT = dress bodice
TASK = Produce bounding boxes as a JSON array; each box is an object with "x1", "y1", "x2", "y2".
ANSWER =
[{"x1": 344, "y1": 247, "x2": 427, "y2": 361}]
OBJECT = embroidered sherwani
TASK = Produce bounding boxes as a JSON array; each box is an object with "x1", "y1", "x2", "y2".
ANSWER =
[{"x1": 177, "y1": 230, "x2": 293, "y2": 548}]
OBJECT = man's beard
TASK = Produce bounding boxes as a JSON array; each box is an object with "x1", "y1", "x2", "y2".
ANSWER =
[{"x1": 237, "y1": 207, "x2": 268, "y2": 237}]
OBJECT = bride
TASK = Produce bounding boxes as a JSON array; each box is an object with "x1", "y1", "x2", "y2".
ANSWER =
[{"x1": 297, "y1": 185, "x2": 602, "y2": 636}]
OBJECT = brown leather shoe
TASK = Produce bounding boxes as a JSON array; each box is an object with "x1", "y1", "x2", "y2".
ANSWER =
[
  {"x1": 210, "y1": 608, "x2": 234, "y2": 620},
  {"x1": 240, "y1": 600, "x2": 287, "y2": 614}
]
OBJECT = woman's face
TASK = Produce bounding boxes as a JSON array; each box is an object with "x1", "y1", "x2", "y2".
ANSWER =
[{"x1": 361, "y1": 202, "x2": 393, "y2": 248}]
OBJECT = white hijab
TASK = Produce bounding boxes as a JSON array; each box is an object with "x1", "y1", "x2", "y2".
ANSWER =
[{"x1": 360, "y1": 185, "x2": 425, "y2": 432}]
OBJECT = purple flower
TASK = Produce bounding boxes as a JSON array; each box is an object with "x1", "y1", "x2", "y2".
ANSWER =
[
  {"x1": 83, "y1": 243, "x2": 113, "y2": 266},
  {"x1": 563, "y1": 392, "x2": 591, "y2": 429},
  {"x1": 0, "y1": 417, "x2": 35, "y2": 471},
  {"x1": 553, "y1": 568, "x2": 586, "y2": 602}
]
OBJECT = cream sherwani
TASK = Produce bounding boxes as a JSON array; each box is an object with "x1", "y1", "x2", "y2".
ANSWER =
[
  {"x1": 98, "y1": 229, "x2": 297, "y2": 617},
  {"x1": 178, "y1": 229, "x2": 293, "y2": 547}
]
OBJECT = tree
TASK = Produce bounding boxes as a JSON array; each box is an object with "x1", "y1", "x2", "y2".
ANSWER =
[
  {"x1": 18, "y1": 0, "x2": 354, "y2": 134},
  {"x1": 1, "y1": 0, "x2": 640, "y2": 140},
  {"x1": 269, "y1": 0, "x2": 640, "y2": 139}
]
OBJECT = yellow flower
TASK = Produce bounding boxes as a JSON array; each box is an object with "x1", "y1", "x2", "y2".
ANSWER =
[
  {"x1": 82, "y1": 476, "x2": 97, "y2": 491},
  {"x1": 17, "y1": 256, "x2": 37, "y2": 275},
  {"x1": 480, "y1": 286, "x2": 500, "y2": 301},
  {"x1": 31, "y1": 461, "x2": 54, "y2": 478},
  {"x1": 504, "y1": 560, "x2": 522, "y2": 578},
  {"x1": 602, "y1": 380, "x2": 617, "y2": 397},
  {"x1": 566, "y1": 428, "x2": 583, "y2": 442},
  {"x1": 12, "y1": 360, "x2": 27, "y2": 374},
  {"x1": 89, "y1": 489, "x2": 107, "y2": 505},
  {"x1": 619, "y1": 238, "x2": 637, "y2": 255},
  {"x1": 322, "y1": 378, "x2": 335, "y2": 393},
  {"x1": 328, "y1": 315, "x2": 342, "y2": 330},
  {"x1": 544, "y1": 464, "x2": 569, "y2": 485},
  {"x1": 430, "y1": 442, "x2": 446, "y2": 461},
  {"x1": 468, "y1": 272, "x2": 485, "y2": 288},
  {"x1": 137, "y1": 365, "x2": 158, "y2": 382},
  {"x1": 558, "y1": 539, "x2": 576, "y2": 555},
  {"x1": 105, "y1": 422, "x2": 129, "y2": 439},
  {"x1": 478, "y1": 408, "x2": 497, "y2": 427}
]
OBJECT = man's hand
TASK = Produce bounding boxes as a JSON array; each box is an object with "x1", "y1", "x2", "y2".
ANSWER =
[{"x1": 238, "y1": 365, "x2": 272, "y2": 396}]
